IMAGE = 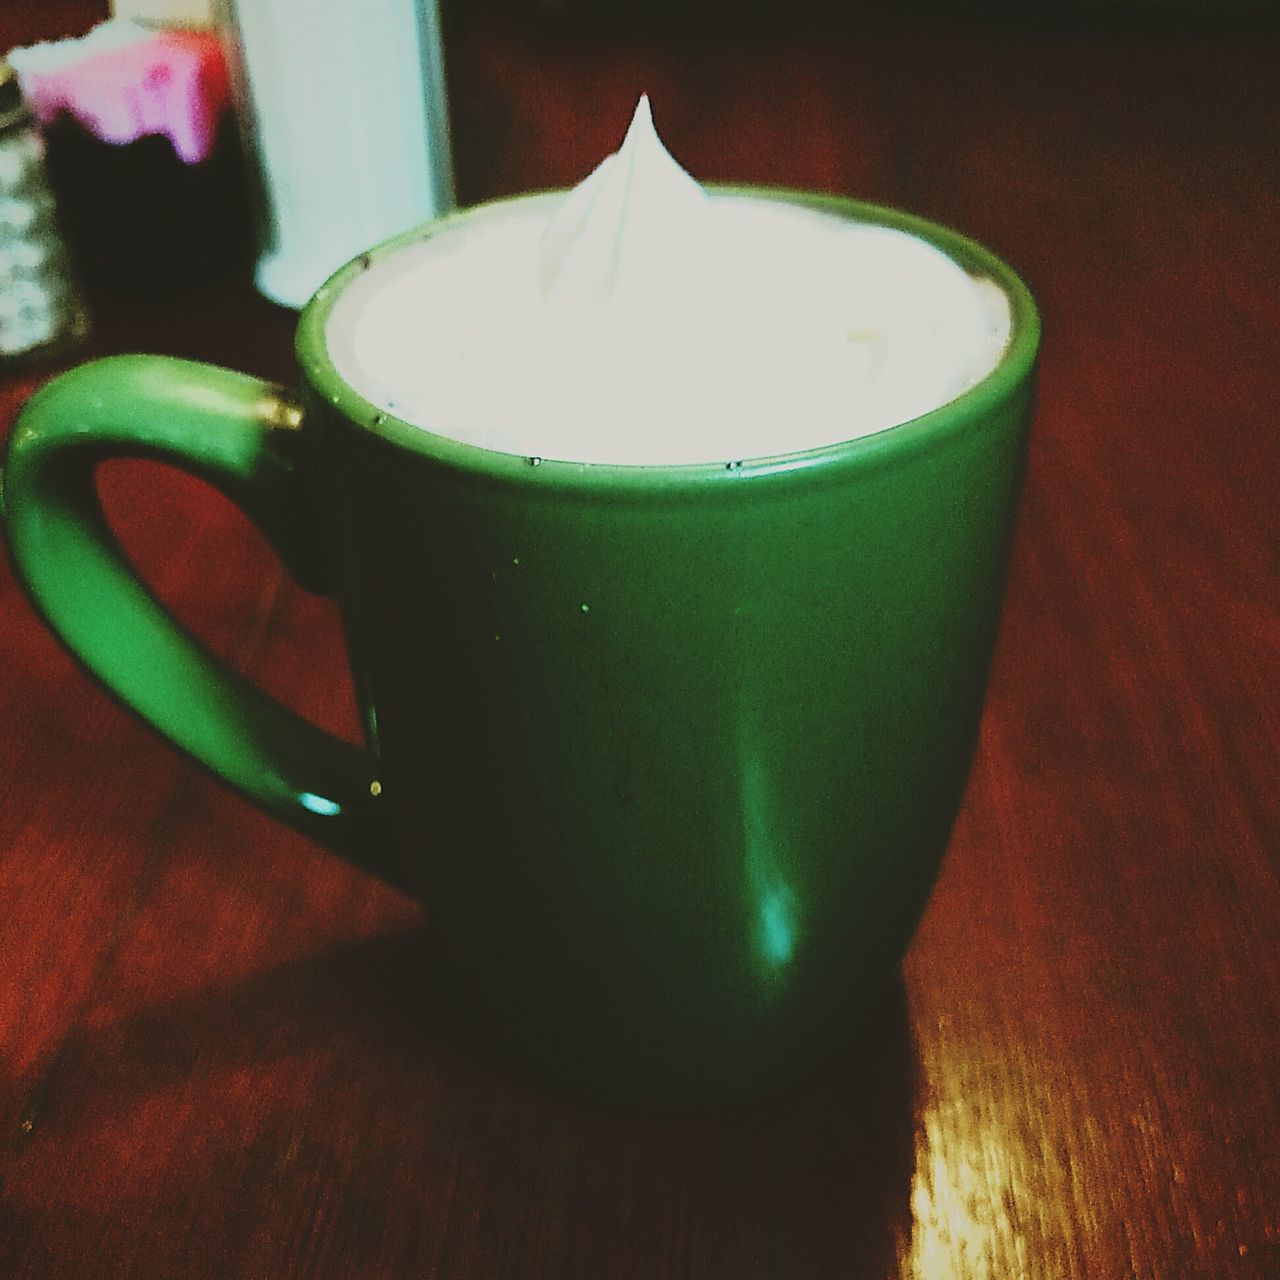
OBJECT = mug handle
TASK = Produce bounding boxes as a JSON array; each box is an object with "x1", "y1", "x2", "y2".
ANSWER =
[{"x1": 2, "y1": 355, "x2": 400, "y2": 889}]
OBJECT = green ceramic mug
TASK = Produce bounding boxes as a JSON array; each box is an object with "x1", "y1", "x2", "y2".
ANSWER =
[{"x1": 2, "y1": 190, "x2": 1039, "y2": 1106}]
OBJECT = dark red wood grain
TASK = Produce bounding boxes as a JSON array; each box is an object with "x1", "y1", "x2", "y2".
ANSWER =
[{"x1": 2, "y1": 4, "x2": 1277, "y2": 1277}]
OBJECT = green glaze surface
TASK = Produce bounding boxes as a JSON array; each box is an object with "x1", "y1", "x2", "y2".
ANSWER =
[{"x1": 2, "y1": 190, "x2": 1039, "y2": 1105}]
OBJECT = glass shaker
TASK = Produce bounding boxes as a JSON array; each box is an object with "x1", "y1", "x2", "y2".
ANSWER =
[{"x1": 0, "y1": 58, "x2": 88, "y2": 366}]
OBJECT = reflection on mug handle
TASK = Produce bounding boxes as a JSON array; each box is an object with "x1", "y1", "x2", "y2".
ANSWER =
[{"x1": 2, "y1": 355, "x2": 398, "y2": 887}]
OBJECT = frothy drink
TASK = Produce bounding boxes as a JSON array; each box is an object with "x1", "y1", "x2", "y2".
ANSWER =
[
  {"x1": 326, "y1": 97, "x2": 1012, "y2": 465},
  {"x1": 5, "y1": 91, "x2": 1039, "y2": 1107}
]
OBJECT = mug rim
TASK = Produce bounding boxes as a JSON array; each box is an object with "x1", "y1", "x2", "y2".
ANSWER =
[{"x1": 295, "y1": 186, "x2": 1041, "y2": 490}]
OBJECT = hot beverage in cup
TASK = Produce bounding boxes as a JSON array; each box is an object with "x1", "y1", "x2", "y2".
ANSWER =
[{"x1": 3, "y1": 99, "x2": 1039, "y2": 1105}]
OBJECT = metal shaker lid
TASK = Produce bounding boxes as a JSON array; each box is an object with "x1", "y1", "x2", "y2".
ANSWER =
[{"x1": 0, "y1": 59, "x2": 33, "y2": 135}]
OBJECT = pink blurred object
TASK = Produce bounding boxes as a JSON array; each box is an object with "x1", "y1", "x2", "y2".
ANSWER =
[{"x1": 11, "y1": 24, "x2": 229, "y2": 166}]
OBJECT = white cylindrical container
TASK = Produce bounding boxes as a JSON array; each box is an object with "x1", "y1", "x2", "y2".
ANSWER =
[{"x1": 219, "y1": 0, "x2": 454, "y2": 308}]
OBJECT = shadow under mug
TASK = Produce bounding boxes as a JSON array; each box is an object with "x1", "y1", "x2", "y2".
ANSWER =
[{"x1": 1, "y1": 189, "x2": 1040, "y2": 1107}]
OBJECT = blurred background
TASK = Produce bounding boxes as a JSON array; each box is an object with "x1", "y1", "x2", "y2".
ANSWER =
[{"x1": 0, "y1": 2, "x2": 1275, "y2": 1278}]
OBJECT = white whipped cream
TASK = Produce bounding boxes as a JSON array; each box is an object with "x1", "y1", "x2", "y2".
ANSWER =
[
  {"x1": 536, "y1": 95, "x2": 709, "y2": 305},
  {"x1": 326, "y1": 97, "x2": 1012, "y2": 465}
]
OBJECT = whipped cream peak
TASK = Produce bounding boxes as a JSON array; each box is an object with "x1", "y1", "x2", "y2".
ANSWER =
[{"x1": 537, "y1": 94, "x2": 709, "y2": 304}]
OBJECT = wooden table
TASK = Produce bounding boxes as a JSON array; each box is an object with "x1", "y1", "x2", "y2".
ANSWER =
[{"x1": 2, "y1": 3, "x2": 1276, "y2": 1276}]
